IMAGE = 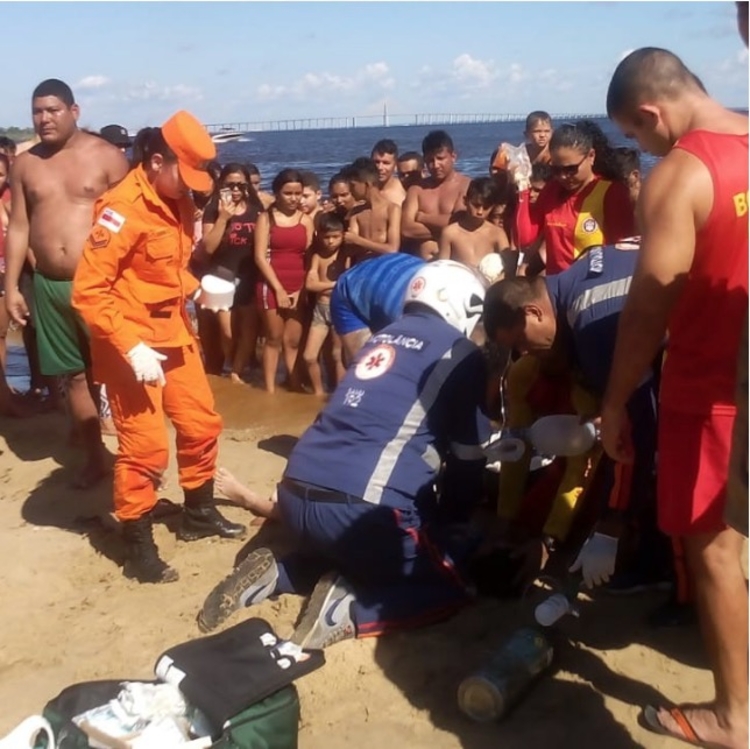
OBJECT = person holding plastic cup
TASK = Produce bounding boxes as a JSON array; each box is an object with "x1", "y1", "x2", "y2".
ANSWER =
[{"x1": 72, "y1": 111, "x2": 246, "y2": 585}]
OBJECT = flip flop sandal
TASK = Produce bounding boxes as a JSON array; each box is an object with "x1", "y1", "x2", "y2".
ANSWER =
[{"x1": 641, "y1": 705, "x2": 714, "y2": 748}]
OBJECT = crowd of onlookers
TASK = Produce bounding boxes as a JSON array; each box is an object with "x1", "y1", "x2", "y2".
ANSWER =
[{"x1": 172, "y1": 112, "x2": 642, "y2": 397}]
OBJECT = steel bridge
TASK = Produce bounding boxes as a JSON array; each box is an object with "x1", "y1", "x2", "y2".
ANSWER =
[{"x1": 206, "y1": 112, "x2": 604, "y2": 134}]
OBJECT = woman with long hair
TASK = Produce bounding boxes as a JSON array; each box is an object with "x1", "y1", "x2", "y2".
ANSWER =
[
  {"x1": 202, "y1": 163, "x2": 264, "y2": 382},
  {"x1": 72, "y1": 112, "x2": 246, "y2": 584},
  {"x1": 254, "y1": 168, "x2": 314, "y2": 393},
  {"x1": 516, "y1": 120, "x2": 636, "y2": 275}
]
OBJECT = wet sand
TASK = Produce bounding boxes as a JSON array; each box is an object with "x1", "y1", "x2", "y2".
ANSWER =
[{"x1": 0, "y1": 375, "x2": 723, "y2": 748}]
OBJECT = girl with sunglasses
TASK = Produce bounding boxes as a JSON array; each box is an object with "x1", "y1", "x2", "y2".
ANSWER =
[
  {"x1": 516, "y1": 120, "x2": 635, "y2": 275},
  {"x1": 202, "y1": 162, "x2": 265, "y2": 383}
]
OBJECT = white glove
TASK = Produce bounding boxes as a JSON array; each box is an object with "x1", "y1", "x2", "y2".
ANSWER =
[
  {"x1": 127, "y1": 343, "x2": 167, "y2": 386},
  {"x1": 569, "y1": 532, "x2": 618, "y2": 589}
]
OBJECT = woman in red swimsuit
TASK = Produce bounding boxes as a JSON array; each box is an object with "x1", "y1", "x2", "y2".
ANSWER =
[{"x1": 254, "y1": 169, "x2": 314, "y2": 393}]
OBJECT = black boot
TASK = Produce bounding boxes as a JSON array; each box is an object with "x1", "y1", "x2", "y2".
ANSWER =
[
  {"x1": 178, "y1": 480, "x2": 247, "y2": 541},
  {"x1": 122, "y1": 516, "x2": 179, "y2": 584}
]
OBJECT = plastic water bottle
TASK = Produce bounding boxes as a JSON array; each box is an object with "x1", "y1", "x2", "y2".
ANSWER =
[
  {"x1": 457, "y1": 627, "x2": 554, "y2": 722},
  {"x1": 527, "y1": 415, "x2": 598, "y2": 457},
  {"x1": 534, "y1": 573, "x2": 583, "y2": 627}
]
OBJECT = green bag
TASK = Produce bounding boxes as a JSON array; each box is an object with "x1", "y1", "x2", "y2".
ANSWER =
[
  {"x1": 36, "y1": 681, "x2": 299, "y2": 749},
  {"x1": 210, "y1": 685, "x2": 299, "y2": 749}
]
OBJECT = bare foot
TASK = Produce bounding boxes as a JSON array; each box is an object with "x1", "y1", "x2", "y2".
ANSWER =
[
  {"x1": 215, "y1": 466, "x2": 248, "y2": 505},
  {"x1": 649, "y1": 703, "x2": 748, "y2": 749},
  {"x1": 215, "y1": 467, "x2": 278, "y2": 519},
  {"x1": 229, "y1": 372, "x2": 244, "y2": 385}
]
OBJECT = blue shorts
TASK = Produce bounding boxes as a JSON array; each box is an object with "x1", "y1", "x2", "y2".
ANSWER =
[{"x1": 331, "y1": 254, "x2": 424, "y2": 336}]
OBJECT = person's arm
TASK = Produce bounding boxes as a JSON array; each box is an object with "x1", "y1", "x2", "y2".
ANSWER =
[
  {"x1": 601, "y1": 151, "x2": 705, "y2": 460},
  {"x1": 305, "y1": 254, "x2": 334, "y2": 293},
  {"x1": 437, "y1": 224, "x2": 454, "y2": 260},
  {"x1": 294, "y1": 214, "x2": 315, "y2": 298},
  {"x1": 103, "y1": 145, "x2": 129, "y2": 187},
  {"x1": 515, "y1": 186, "x2": 545, "y2": 249},
  {"x1": 71, "y1": 203, "x2": 143, "y2": 357},
  {"x1": 417, "y1": 210, "x2": 452, "y2": 233},
  {"x1": 4, "y1": 156, "x2": 31, "y2": 324},
  {"x1": 401, "y1": 185, "x2": 432, "y2": 240},
  {"x1": 345, "y1": 204, "x2": 401, "y2": 255},
  {"x1": 518, "y1": 236, "x2": 546, "y2": 277},
  {"x1": 440, "y1": 346, "x2": 493, "y2": 524},
  {"x1": 494, "y1": 223, "x2": 511, "y2": 253},
  {"x1": 253, "y1": 211, "x2": 289, "y2": 307},
  {"x1": 202, "y1": 199, "x2": 233, "y2": 255}
]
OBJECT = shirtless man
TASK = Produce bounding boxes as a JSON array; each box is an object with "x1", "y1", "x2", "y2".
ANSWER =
[
  {"x1": 4, "y1": 79, "x2": 128, "y2": 487},
  {"x1": 397, "y1": 151, "x2": 424, "y2": 192},
  {"x1": 371, "y1": 139, "x2": 406, "y2": 206},
  {"x1": 438, "y1": 177, "x2": 510, "y2": 270},
  {"x1": 343, "y1": 160, "x2": 401, "y2": 264},
  {"x1": 601, "y1": 50, "x2": 748, "y2": 749},
  {"x1": 401, "y1": 130, "x2": 470, "y2": 260}
]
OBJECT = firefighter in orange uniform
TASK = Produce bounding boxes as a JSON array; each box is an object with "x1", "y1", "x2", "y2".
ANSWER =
[{"x1": 72, "y1": 111, "x2": 245, "y2": 584}]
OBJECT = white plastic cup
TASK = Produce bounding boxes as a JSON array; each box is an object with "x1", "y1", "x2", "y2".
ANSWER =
[
  {"x1": 199, "y1": 274, "x2": 236, "y2": 312},
  {"x1": 534, "y1": 593, "x2": 574, "y2": 627}
]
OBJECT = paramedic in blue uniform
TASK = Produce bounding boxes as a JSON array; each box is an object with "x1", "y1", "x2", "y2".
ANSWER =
[
  {"x1": 199, "y1": 260, "x2": 491, "y2": 648},
  {"x1": 483, "y1": 239, "x2": 665, "y2": 590},
  {"x1": 331, "y1": 251, "x2": 425, "y2": 362}
]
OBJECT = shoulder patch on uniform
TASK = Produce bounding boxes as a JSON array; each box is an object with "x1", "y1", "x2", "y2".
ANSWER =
[
  {"x1": 97, "y1": 207, "x2": 126, "y2": 234},
  {"x1": 88, "y1": 224, "x2": 111, "y2": 249},
  {"x1": 582, "y1": 217, "x2": 599, "y2": 234},
  {"x1": 355, "y1": 344, "x2": 396, "y2": 380}
]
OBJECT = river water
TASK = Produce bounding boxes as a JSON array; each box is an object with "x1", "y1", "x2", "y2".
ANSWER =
[{"x1": 215, "y1": 116, "x2": 654, "y2": 190}]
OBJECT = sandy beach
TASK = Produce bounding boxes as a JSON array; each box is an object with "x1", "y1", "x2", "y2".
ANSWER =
[{"x1": 0, "y1": 376, "x2": 721, "y2": 748}]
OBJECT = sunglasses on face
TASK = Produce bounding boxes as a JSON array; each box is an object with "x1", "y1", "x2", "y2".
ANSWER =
[
  {"x1": 224, "y1": 182, "x2": 248, "y2": 190},
  {"x1": 549, "y1": 155, "x2": 588, "y2": 178}
]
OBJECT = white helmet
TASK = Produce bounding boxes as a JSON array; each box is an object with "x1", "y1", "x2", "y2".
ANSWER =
[{"x1": 403, "y1": 260, "x2": 488, "y2": 337}]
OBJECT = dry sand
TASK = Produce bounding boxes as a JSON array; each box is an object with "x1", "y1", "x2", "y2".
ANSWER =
[{"x1": 0, "y1": 377, "x2": 719, "y2": 748}]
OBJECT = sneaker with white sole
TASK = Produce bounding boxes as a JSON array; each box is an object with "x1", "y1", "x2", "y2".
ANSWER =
[
  {"x1": 291, "y1": 571, "x2": 356, "y2": 650},
  {"x1": 197, "y1": 547, "x2": 278, "y2": 632}
]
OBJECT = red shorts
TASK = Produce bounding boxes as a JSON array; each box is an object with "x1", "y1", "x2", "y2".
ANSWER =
[
  {"x1": 257, "y1": 281, "x2": 280, "y2": 311},
  {"x1": 657, "y1": 406, "x2": 735, "y2": 536}
]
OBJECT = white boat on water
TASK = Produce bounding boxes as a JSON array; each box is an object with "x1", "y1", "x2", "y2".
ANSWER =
[{"x1": 211, "y1": 129, "x2": 244, "y2": 144}]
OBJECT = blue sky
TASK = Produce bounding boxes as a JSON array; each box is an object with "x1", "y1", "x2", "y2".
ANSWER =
[{"x1": 3, "y1": 1, "x2": 748, "y2": 130}]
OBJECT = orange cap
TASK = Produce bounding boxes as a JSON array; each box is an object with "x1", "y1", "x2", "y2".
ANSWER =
[{"x1": 161, "y1": 110, "x2": 216, "y2": 192}]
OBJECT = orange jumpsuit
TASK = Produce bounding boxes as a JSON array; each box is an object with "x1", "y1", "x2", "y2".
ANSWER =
[{"x1": 72, "y1": 165, "x2": 222, "y2": 521}]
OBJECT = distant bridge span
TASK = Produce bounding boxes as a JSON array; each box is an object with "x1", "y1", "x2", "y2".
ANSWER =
[{"x1": 206, "y1": 112, "x2": 605, "y2": 134}]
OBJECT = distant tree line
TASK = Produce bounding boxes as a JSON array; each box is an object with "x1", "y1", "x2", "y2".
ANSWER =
[{"x1": 0, "y1": 127, "x2": 35, "y2": 141}]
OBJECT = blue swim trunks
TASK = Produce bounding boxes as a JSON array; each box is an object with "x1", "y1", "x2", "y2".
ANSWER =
[{"x1": 331, "y1": 254, "x2": 425, "y2": 336}]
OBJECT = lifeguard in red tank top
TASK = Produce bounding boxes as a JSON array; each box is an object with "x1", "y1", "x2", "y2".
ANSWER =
[{"x1": 660, "y1": 130, "x2": 749, "y2": 415}]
